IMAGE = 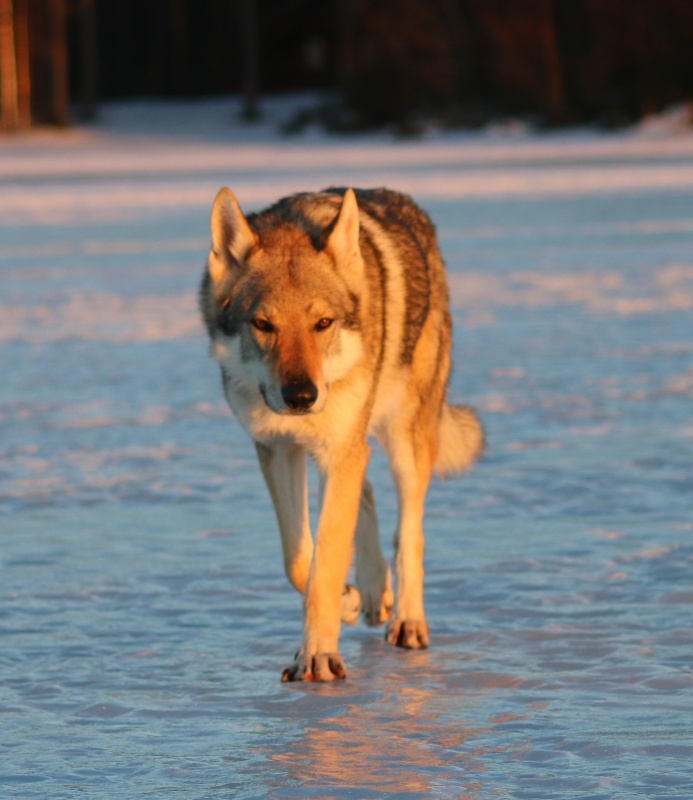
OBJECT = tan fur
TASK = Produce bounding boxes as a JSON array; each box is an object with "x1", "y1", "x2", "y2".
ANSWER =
[{"x1": 200, "y1": 186, "x2": 483, "y2": 682}]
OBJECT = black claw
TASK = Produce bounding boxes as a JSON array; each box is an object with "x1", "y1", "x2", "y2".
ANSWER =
[
  {"x1": 283, "y1": 652, "x2": 347, "y2": 682},
  {"x1": 331, "y1": 659, "x2": 347, "y2": 680}
]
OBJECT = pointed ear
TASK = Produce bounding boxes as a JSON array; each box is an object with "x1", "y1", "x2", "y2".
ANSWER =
[
  {"x1": 325, "y1": 189, "x2": 364, "y2": 292},
  {"x1": 208, "y1": 187, "x2": 257, "y2": 288}
]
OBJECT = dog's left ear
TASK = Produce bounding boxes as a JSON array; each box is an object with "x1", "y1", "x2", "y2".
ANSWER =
[
  {"x1": 209, "y1": 187, "x2": 257, "y2": 290},
  {"x1": 325, "y1": 189, "x2": 364, "y2": 292}
]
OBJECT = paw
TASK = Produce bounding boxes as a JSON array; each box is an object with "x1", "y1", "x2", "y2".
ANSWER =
[
  {"x1": 357, "y1": 563, "x2": 394, "y2": 627},
  {"x1": 361, "y1": 583, "x2": 394, "y2": 627},
  {"x1": 281, "y1": 651, "x2": 347, "y2": 682},
  {"x1": 385, "y1": 618, "x2": 429, "y2": 649},
  {"x1": 340, "y1": 583, "x2": 362, "y2": 626}
]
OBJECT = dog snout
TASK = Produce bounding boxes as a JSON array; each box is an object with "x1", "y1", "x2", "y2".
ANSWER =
[{"x1": 281, "y1": 378, "x2": 319, "y2": 412}]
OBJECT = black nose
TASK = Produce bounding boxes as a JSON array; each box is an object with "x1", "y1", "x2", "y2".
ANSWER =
[{"x1": 281, "y1": 378, "x2": 318, "y2": 411}]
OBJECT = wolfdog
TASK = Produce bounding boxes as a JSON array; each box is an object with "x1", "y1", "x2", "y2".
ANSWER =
[{"x1": 200, "y1": 187, "x2": 483, "y2": 681}]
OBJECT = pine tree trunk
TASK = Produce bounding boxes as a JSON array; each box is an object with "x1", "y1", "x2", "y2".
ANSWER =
[
  {"x1": 0, "y1": 0, "x2": 19, "y2": 130},
  {"x1": 49, "y1": 0, "x2": 69, "y2": 125}
]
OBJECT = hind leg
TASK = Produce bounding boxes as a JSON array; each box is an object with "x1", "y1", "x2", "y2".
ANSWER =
[{"x1": 355, "y1": 479, "x2": 394, "y2": 626}]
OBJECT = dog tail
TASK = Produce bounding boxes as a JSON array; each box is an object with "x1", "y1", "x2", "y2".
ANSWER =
[{"x1": 433, "y1": 404, "x2": 485, "y2": 477}]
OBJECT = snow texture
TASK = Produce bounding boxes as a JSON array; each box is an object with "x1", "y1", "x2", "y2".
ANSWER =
[{"x1": 1, "y1": 96, "x2": 693, "y2": 798}]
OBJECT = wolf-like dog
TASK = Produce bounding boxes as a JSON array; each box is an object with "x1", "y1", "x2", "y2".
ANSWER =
[{"x1": 200, "y1": 187, "x2": 483, "y2": 682}]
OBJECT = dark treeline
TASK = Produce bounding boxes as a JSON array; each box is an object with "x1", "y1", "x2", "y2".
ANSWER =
[{"x1": 2, "y1": 0, "x2": 692, "y2": 131}]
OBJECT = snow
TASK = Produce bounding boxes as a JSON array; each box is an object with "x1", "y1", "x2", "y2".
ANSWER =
[{"x1": 1, "y1": 95, "x2": 693, "y2": 798}]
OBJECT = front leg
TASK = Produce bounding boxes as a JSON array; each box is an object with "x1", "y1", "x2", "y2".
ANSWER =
[
  {"x1": 384, "y1": 439, "x2": 433, "y2": 651},
  {"x1": 282, "y1": 441, "x2": 369, "y2": 682},
  {"x1": 255, "y1": 440, "x2": 313, "y2": 594}
]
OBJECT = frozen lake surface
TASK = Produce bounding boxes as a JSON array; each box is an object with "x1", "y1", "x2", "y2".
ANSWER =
[{"x1": 1, "y1": 97, "x2": 693, "y2": 798}]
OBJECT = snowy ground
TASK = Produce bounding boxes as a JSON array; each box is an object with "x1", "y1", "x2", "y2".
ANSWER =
[{"x1": 1, "y1": 96, "x2": 693, "y2": 798}]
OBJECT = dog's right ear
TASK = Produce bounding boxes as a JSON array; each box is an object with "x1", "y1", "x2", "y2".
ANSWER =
[{"x1": 209, "y1": 188, "x2": 257, "y2": 288}]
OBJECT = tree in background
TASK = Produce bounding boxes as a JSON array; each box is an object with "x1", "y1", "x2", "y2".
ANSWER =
[
  {"x1": 339, "y1": 0, "x2": 459, "y2": 131},
  {"x1": 2, "y1": 0, "x2": 692, "y2": 131},
  {"x1": 341, "y1": 0, "x2": 693, "y2": 129},
  {"x1": 0, "y1": 0, "x2": 98, "y2": 129},
  {"x1": 0, "y1": 0, "x2": 29, "y2": 129}
]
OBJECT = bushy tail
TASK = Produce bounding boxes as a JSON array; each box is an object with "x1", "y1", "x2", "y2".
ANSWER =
[{"x1": 433, "y1": 404, "x2": 485, "y2": 477}]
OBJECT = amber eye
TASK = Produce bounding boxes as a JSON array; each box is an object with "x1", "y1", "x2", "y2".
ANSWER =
[
  {"x1": 252, "y1": 318, "x2": 274, "y2": 332},
  {"x1": 315, "y1": 318, "x2": 333, "y2": 331}
]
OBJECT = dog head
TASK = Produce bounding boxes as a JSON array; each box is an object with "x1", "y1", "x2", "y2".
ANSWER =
[{"x1": 202, "y1": 188, "x2": 365, "y2": 415}]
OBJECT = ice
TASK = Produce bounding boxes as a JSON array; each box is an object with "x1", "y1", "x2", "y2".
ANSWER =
[{"x1": 1, "y1": 96, "x2": 692, "y2": 798}]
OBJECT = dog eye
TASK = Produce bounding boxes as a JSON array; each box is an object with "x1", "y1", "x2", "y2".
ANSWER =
[
  {"x1": 252, "y1": 318, "x2": 274, "y2": 332},
  {"x1": 315, "y1": 318, "x2": 333, "y2": 331}
]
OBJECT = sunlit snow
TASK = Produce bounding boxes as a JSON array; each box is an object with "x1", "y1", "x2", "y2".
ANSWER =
[{"x1": 2, "y1": 96, "x2": 692, "y2": 798}]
